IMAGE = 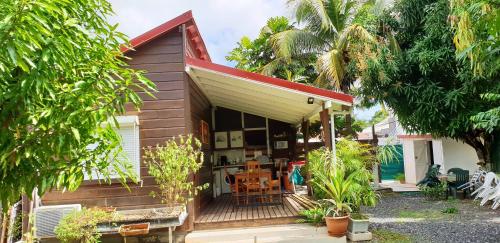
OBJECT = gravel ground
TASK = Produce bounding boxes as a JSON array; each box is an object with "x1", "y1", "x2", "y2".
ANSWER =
[{"x1": 362, "y1": 192, "x2": 500, "y2": 243}]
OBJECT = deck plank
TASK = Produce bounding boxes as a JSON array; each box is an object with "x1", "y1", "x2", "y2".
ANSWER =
[{"x1": 195, "y1": 194, "x2": 308, "y2": 228}]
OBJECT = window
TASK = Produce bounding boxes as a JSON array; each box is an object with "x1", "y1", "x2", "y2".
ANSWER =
[{"x1": 84, "y1": 115, "x2": 140, "y2": 180}]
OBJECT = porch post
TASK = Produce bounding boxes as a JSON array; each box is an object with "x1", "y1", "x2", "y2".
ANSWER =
[
  {"x1": 319, "y1": 109, "x2": 332, "y2": 149},
  {"x1": 301, "y1": 120, "x2": 312, "y2": 195},
  {"x1": 330, "y1": 113, "x2": 336, "y2": 163}
]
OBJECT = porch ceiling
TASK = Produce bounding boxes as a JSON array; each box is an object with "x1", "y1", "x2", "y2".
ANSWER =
[{"x1": 186, "y1": 57, "x2": 353, "y2": 125}]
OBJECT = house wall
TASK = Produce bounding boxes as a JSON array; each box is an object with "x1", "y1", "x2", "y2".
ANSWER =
[
  {"x1": 41, "y1": 28, "x2": 186, "y2": 210},
  {"x1": 185, "y1": 75, "x2": 213, "y2": 217},
  {"x1": 441, "y1": 138, "x2": 479, "y2": 173}
]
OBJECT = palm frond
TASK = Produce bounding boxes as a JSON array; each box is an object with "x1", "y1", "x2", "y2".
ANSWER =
[
  {"x1": 337, "y1": 24, "x2": 375, "y2": 51},
  {"x1": 317, "y1": 49, "x2": 345, "y2": 89},
  {"x1": 271, "y1": 29, "x2": 327, "y2": 58},
  {"x1": 288, "y1": 0, "x2": 334, "y2": 32}
]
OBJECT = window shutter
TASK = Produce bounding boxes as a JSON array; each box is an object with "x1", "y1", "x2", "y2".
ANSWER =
[
  {"x1": 84, "y1": 116, "x2": 140, "y2": 180},
  {"x1": 116, "y1": 121, "x2": 141, "y2": 179}
]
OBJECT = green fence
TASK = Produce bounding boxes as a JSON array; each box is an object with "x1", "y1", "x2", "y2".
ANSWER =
[{"x1": 380, "y1": 144, "x2": 405, "y2": 180}]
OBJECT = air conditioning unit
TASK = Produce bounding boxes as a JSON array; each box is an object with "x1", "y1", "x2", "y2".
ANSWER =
[{"x1": 34, "y1": 204, "x2": 81, "y2": 239}]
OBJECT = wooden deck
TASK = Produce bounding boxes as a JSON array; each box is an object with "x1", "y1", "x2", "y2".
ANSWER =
[{"x1": 194, "y1": 194, "x2": 315, "y2": 230}]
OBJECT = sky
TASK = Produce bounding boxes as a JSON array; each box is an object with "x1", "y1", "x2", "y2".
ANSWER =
[{"x1": 108, "y1": 0, "x2": 379, "y2": 120}]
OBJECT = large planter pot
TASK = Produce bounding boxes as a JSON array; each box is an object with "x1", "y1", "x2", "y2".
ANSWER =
[
  {"x1": 348, "y1": 217, "x2": 369, "y2": 233},
  {"x1": 325, "y1": 215, "x2": 349, "y2": 237}
]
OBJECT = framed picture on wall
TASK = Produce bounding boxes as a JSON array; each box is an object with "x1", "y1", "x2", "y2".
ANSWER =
[
  {"x1": 200, "y1": 120, "x2": 209, "y2": 144},
  {"x1": 214, "y1": 132, "x2": 228, "y2": 149},
  {"x1": 274, "y1": 140, "x2": 288, "y2": 149},
  {"x1": 230, "y1": 130, "x2": 244, "y2": 148}
]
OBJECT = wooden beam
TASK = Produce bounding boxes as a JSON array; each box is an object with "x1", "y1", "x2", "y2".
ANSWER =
[
  {"x1": 320, "y1": 109, "x2": 332, "y2": 149},
  {"x1": 301, "y1": 120, "x2": 312, "y2": 196}
]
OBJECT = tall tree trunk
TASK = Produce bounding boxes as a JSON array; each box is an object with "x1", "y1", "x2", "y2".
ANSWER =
[{"x1": 462, "y1": 132, "x2": 493, "y2": 170}]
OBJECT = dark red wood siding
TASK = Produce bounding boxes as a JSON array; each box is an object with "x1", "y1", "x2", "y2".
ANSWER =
[{"x1": 42, "y1": 28, "x2": 186, "y2": 211}]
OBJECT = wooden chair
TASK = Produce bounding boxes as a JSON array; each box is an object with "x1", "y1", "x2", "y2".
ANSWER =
[
  {"x1": 266, "y1": 160, "x2": 283, "y2": 203},
  {"x1": 223, "y1": 165, "x2": 241, "y2": 205},
  {"x1": 245, "y1": 160, "x2": 261, "y2": 171},
  {"x1": 244, "y1": 168, "x2": 263, "y2": 205}
]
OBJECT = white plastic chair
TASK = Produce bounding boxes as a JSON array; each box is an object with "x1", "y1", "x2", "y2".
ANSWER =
[
  {"x1": 472, "y1": 172, "x2": 498, "y2": 203},
  {"x1": 488, "y1": 183, "x2": 500, "y2": 209}
]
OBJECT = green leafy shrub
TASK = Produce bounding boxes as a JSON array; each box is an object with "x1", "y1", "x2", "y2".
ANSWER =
[
  {"x1": 143, "y1": 135, "x2": 209, "y2": 206},
  {"x1": 419, "y1": 182, "x2": 447, "y2": 200},
  {"x1": 442, "y1": 207, "x2": 459, "y2": 214},
  {"x1": 395, "y1": 173, "x2": 405, "y2": 182},
  {"x1": 307, "y1": 139, "x2": 379, "y2": 214},
  {"x1": 298, "y1": 207, "x2": 326, "y2": 226},
  {"x1": 55, "y1": 208, "x2": 115, "y2": 243}
]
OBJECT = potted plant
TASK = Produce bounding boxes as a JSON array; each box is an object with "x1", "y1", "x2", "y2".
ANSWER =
[
  {"x1": 395, "y1": 173, "x2": 405, "y2": 184},
  {"x1": 142, "y1": 135, "x2": 209, "y2": 237},
  {"x1": 314, "y1": 162, "x2": 356, "y2": 237},
  {"x1": 333, "y1": 139, "x2": 380, "y2": 234}
]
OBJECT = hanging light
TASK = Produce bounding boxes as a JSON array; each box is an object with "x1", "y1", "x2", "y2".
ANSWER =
[{"x1": 307, "y1": 97, "x2": 314, "y2": 104}]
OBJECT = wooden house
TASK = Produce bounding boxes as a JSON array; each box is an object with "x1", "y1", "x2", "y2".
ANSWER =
[{"x1": 37, "y1": 10, "x2": 353, "y2": 237}]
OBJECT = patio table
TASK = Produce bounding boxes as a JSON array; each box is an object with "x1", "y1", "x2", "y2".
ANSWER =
[{"x1": 438, "y1": 174, "x2": 457, "y2": 183}]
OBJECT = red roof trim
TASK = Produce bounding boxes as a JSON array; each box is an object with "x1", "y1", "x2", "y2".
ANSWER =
[
  {"x1": 186, "y1": 57, "x2": 354, "y2": 104},
  {"x1": 120, "y1": 11, "x2": 211, "y2": 61},
  {"x1": 397, "y1": 135, "x2": 433, "y2": 139}
]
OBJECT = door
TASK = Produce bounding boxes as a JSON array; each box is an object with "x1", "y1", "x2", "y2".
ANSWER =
[{"x1": 414, "y1": 140, "x2": 430, "y2": 182}]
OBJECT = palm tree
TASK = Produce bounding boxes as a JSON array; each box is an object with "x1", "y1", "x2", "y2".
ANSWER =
[{"x1": 271, "y1": 0, "x2": 379, "y2": 135}]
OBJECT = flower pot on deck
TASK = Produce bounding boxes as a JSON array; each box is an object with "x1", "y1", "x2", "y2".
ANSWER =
[
  {"x1": 348, "y1": 217, "x2": 369, "y2": 233},
  {"x1": 119, "y1": 222, "x2": 150, "y2": 237},
  {"x1": 325, "y1": 215, "x2": 349, "y2": 237}
]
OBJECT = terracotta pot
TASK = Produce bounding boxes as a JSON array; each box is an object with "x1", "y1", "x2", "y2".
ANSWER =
[{"x1": 325, "y1": 215, "x2": 349, "y2": 237}]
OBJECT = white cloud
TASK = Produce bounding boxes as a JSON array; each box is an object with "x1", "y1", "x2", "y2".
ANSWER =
[{"x1": 108, "y1": 0, "x2": 288, "y2": 66}]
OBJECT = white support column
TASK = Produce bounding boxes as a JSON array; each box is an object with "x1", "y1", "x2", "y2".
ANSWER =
[
  {"x1": 431, "y1": 139, "x2": 445, "y2": 173},
  {"x1": 265, "y1": 118, "x2": 271, "y2": 157},
  {"x1": 330, "y1": 113, "x2": 336, "y2": 163}
]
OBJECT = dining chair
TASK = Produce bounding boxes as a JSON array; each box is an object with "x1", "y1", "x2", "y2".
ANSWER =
[
  {"x1": 245, "y1": 160, "x2": 261, "y2": 171},
  {"x1": 244, "y1": 167, "x2": 263, "y2": 205},
  {"x1": 223, "y1": 165, "x2": 238, "y2": 204},
  {"x1": 267, "y1": 160, "x2": 283, "y2": 203}
]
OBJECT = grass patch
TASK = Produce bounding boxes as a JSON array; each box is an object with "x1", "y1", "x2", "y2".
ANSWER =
[
  {"x1": 441, "y1": 207, "x2": 459, "y2": 214},
  {"x1": 398, "y1": 209, "x2": 443, "y2": 219},
  {"x1": 373, "y1": 229, "x2": 412, "y2": 243}
]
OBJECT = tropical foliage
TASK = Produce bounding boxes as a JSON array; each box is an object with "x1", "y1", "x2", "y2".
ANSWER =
[
  {"x1": 449, "y1": 0, "x2": 500, "y2": 134},
  {"x1": 307, "y1": 139, "x2": 378, "y2": 213},
  {"x1": 55, "y1": 208, "x2": 115, "y2": 243},
  {"x1": 143, "y1": 135, "x2": 208, "y2": 206},
  {"x1": 449, "y1": 0, "x2": 499, "y2": 78},
  {"x1": 226, "y1": 16, "x2": 317, "y2": 84},
  {"x1": 356, "y1": 0, "x2": 498, "y2": 168},
  {"x1": 272, "y1": 0, "x2": 376, "y2": 90},
  {"x1": 0, "y1": 0, "x2": 155, "y2": 209}
]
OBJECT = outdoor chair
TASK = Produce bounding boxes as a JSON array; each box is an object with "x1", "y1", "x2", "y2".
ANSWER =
[
  {"x1": 245, "y1": 160, "x2": 261, "y2": 171},
  {"x1": 243, "y1": 168, "x2": 264, "y2": 205},
  {"x1": 472, "y1": 172, "x2": 498, "y2": 204},
  {"x1": 266, "y1": 160, "x2": 283, "y2": 203},
  {"x1": 223, "y1": 165, "x2": 239, "y2": 205},
  {"x1": 488, "y1": 183, "x2": 500, "y2": 209},
  {"x1": 417, "y1": 164, "x2": 441, "y2": 187},
  {"x1": 446, "y1": 168, "x2": 470, "y2": 199},
  {"x1": 458, "y1": 169, "x2": 487, "y2": 191}
]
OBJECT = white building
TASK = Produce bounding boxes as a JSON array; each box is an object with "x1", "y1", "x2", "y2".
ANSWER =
[
  {"x1": 357, "y1": 112, "x2": 480, "y2": 184},
  {"x1": 399, "y1": 135, "x2": 479, "y2": 184}
]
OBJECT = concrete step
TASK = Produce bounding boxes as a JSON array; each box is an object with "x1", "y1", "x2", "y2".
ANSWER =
[{"x1": 185, "y1": 224, "x2": 346, "y2": 243}]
